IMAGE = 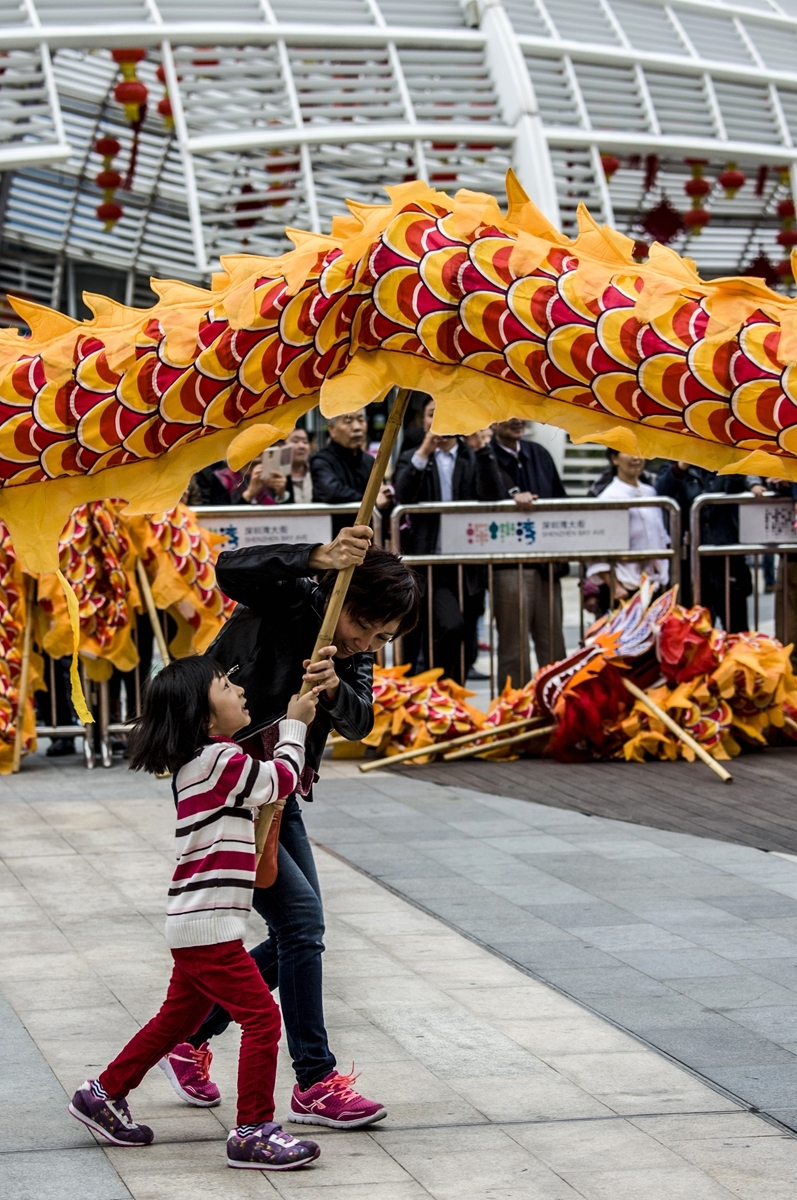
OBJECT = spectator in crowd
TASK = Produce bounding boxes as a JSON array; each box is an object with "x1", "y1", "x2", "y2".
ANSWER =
[
  {"x1": 394, "y1": 398, "x2": 504, "y2": 684},
  {"x1": 232, "y1": 461, "x2": 290, "y2": 506},
  {"x1": 656, "y1": 461, "x2": 764, "y2": 628},
  {"x1": 586, "y1": 450, "x2": 670, "y2": 614},
  {"x1": 191, "y1": 461, "x2": 239, "y2": 505},
  {"x1": 311, "y1": 410, "x2": 393, "y2": 534},
  {"x1": 286, "y1": 427, "x2": 314, "y2": 504},
  {"x1": 490, "y1": 418, "x2": 567, "y2": 686}
]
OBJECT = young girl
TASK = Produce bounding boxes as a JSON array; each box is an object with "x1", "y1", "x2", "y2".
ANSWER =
[{"x1": 69, "y1": 655, "x2": 322, "y2": 1172}]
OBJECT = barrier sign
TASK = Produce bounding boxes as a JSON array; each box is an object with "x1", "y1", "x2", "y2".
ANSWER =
[
  {"x1": 439, "y1": 508, "x2": 630, "y2": 555},
  {"x1": 739, "y1": 501, "x2": 797, "y2": 545},
  {"x1": 197, "y1": 510, "x2": 332, "y2": 550}
]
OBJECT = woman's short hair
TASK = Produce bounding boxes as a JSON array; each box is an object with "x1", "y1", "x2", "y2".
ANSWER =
[{"x1": 318, "y1": 545, "x2": 421, "y2": 636}]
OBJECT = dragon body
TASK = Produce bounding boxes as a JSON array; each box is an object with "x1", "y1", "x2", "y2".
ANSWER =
[{"x1": 3, "y1": 174, "x2": 797, "y2": 572}]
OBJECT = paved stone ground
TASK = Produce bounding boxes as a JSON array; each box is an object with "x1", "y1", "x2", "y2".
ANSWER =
[
  {"x1": 3, "y1": 750, "x2": 797, "y2": 1197},
  {"x1": 307, "y1": 762, "x2": 797, "y2": 1137}
]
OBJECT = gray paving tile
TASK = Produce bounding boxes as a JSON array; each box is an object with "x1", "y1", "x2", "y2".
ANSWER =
[
  {"x1": 664, "y1": 973, "x2": 797, "y2": 1010},
  {"x1": 607, "y1": 948, "x2": 746, "y2": 980},
  {"x1": 722, "y1": 1005, "x2": 797, "y2": 1044},
  {"x1": 537, "y1": 966, "x2": 674, "y2": 998},
  {"x1": 647, "y1": 1022, "x2": 797, "y2": 1068},
  {"x1": 597, "y1": 993, "x2": 710, "y2": 1029},
  {"x1": 523, "y1": 902, "x2": 647, "y2": 930},
  {"x1": 0, "y1": 1149, "x2": 132, "y2": 1200}
]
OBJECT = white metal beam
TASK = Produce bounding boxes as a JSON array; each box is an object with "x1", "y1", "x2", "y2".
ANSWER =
[
  {"x1": 544, "y1": 127, "x2": 797, "y2": 163},
  {"x1": 187, "y1": 121, "x2": 515, "y2": 156},
  {"x1": 0, "y1": 143, "x2": 72, "y2": 171},
  {"x1": 0, "y1": 21, "x2": 484, "y2": 51}
]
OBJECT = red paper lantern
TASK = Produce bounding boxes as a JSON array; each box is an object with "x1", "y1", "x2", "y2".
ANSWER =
[
  {"x1": 683, "y1": 208, "x2": 710, "y2": 233},
  {"x1": 718, "y1": 163, "x2": 746, "y2": 198},
  {"x1": 778, "y1": 198, "x2": 796, "y2": 220},
  {"x1": 114, "y1": 78, "x2": 147, "y2": 123},
  {"x1": 776, "y1": 257, "x2": 794, "y2": 282},
  {"x1": 157, "y1": 95, "x2": 173, "y2": 125},
  {"x1": 600, "y1": 154, "x2": 620, "y2": 181},
  {"x1": 111, "y1": 48, "x2": 146, "y2": 65},
  {"x1": 96, "y1": 200, "x2": 123, "y2": 231},
  {"x1": 156, "y1": 64, "x2": 166, "y2": 84},
  {"x1": 94, "y1": 136, "x2": 121, "y2": 158},
  {"x1": 684, "y1": 177, "x2": 710, "y2": 199},
  {"x1": 777, "y1": 227, "x2": 797, "y2": 248},
  {"x1": 95, "y1": 169, "x2": 122, "y2": 190}
]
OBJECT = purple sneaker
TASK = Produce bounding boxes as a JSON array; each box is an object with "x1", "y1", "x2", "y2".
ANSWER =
[
  {"x1": 69, "y1": 1080, "x2": 154, "y2": 1147},
  {"x1": 158, "y1": 1041, "x2": 221, "y2": 1107},
  {"x1": 226, "y1": 1122, "x2": 320, "y2": 1171}
]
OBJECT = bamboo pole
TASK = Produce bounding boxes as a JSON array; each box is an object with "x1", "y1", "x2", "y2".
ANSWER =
[
  {"x1": 784, "y1": 715, "x2": 797, "y2": 737},
  {"x1": 12, "y1": 575, "x2": 35, "y2": 774},
  {"x1": 443, "y1": 723, "x2": 555, "y2": 761},
  {"x1": 623, "y1": 678, "x2": 732, "y2": 784},
  {"x1": 358, "y1": 716, "x2": 547, "y2": 773},
  {"x1": 136, "y1": 559, "x2": 171, "y2": 667},
  {"x1": 254, "y1": 388, "x2": 412, "y2": 866}
]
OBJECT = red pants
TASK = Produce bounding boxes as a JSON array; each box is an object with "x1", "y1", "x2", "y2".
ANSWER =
[{"x1": 99, "y1": 940, "x2": 281, "y2": 1127}]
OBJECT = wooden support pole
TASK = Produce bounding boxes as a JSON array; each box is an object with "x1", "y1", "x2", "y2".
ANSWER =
[
  {"x1": 623, "y1": 678, "x2": 732, "y2": 784},
  {"x1": 136, "y1": 559, "x2": 171, "y2": 667},
  {"x1": 358, "y1": 716, "x2": 547, "y2": 773},
  {"x1": 254, "y1": 388, "x2": 412, "y2": 867},
  {"x1": 443, "y1": 723, "x2": 555, "y2": 762},
  {"x1": 12, "y1": 575, "x2": 35, "y2": 774}
]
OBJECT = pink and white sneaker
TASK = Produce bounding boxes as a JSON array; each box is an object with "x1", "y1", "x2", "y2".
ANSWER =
[
  {"x1": 158, "y1": 1041, "x2": 221, "y2": 1107},
  {"x1": 289, "y1": 1066, "x2": 386, "y2": 1129}
]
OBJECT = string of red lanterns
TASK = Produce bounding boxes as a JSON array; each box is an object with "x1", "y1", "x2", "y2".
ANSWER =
[{"x1": 94, "y1": 136, "x2": 123, "y2": 231}]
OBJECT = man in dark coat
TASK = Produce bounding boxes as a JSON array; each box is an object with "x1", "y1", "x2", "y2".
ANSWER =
[
  {"x1": 159, "y1": 527, "x2": 420, "y2": 1129},
  {"x1": 656, "y1": 461, "x2": 764, "y2": 626},
  {"x1": 490, "y1": 419, "x2": 568, "y2": 686},
  {"x1": 310, "y1": 409, "x2": 392, "y2": 534},
  {"x1": 394, "y1": 398, "x2": 504, "y2": 683}
]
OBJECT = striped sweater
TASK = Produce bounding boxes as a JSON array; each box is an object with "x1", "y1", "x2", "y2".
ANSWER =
[{"x1": 165, "y1": 720, "x2": 307, "y2": 949}]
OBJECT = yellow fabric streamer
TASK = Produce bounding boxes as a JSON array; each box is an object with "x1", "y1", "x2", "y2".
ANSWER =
[{"x1": 55, "y1": 569, "x2": 93, "y2": 724}]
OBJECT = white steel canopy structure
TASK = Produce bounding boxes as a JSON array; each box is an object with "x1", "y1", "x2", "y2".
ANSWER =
[{"x1": 4, "y1": 0, "x2": 797, "y2": 321}]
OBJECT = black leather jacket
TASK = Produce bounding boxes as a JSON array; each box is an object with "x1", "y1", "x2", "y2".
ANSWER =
[{"x1": 207, "y1": 543, "x2": 374, "y2": 779}]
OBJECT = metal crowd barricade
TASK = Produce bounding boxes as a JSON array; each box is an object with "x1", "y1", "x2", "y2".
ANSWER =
[
  {"x1": 94, "y1": 503, "x2": 383, "y2": 767},
  {"x1": 690, "y1": 491, "x2": 797, "y2": 631},
  {"x1": 391, "y1": 497, "x2": 680, "y2": 697}
]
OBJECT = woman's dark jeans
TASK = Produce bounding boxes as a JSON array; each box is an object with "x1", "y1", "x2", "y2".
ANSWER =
[{"x1": 188, "y1": 796, "x2": 336, "y2": 1090}]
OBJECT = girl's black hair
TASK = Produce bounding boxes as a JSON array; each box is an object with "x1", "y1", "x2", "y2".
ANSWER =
[
  {"x1": 318, "y1": 545, "x2": 421, "y2": 636},
  {"x1": 127, "y1": 656, "x2": 226, "y2": 776}
]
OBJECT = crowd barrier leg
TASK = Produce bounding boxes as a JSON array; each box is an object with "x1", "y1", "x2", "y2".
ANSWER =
[
  {"x1": 457, "y1": 564, "x2": 465, "y2": 685},
  {"x1": 80, "y1": 664, "x2": 95, "y2": 770},
  {"x1": 426, "y1": 564, "x2": 434, "y2": 670},
  {"x1": 98, "y1": 680, "x2": 112, "y2": 769},
  {"x1": 517, "y1": 562, "x2": 527, "y2": 687},
  {"x1": 487, "y1": 563, "x2": 495, "y2": 700}
]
